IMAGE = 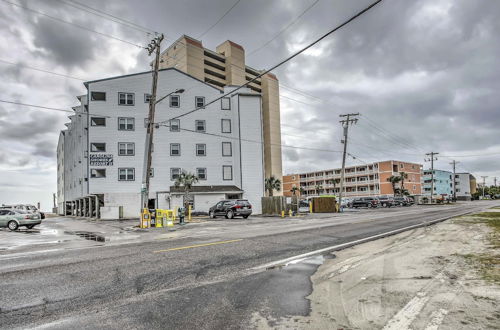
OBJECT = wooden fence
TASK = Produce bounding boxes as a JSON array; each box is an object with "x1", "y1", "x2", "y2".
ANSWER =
[{"x1": 311, "y1": 197, "x2": 337, "y2": 213}]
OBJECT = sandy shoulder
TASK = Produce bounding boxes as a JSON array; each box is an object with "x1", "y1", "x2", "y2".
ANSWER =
[{"x1": 251, "y1": 212, "x2": 500, "y2": 330}]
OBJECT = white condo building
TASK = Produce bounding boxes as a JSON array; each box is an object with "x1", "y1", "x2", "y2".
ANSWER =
[{"x1": 57, "y1": 68, "x2": 265, "y2": 218}]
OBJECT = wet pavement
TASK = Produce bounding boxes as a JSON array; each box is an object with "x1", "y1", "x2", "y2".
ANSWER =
[{"x1": 0, "y1": 201, "x2": 497, "y2": 329}]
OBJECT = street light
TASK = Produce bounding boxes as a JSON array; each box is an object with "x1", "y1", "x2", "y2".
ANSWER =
[{"x1": 155, "y1": 88, "x2": 185, "y2": 105}]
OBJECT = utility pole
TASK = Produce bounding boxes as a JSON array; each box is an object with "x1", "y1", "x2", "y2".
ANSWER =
[
  {"x1": 449, "y1": 160, "x2": 459, "y2": 201},
  {"x1": 338, "y1": 113, "x2": 359, "y2": 211},
  {"x1": 141, "y1": 34, "x2": 164, "y2": 210},
  {"x1": 481, "y1": 176, "x2": 488, "y2": 198},
  {"x1": 425, "y1": 152, "x2": 439, "y2": 203},
  {"x1": 494, "y1": 177, "x2": 497, "y2": 187}
]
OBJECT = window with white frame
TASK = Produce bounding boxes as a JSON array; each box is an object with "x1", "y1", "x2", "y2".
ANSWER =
[
  {"x1": 118, "y1": 92, "x2": 134, "y2": 105},
  {"x1": 197, "y1": 168, "x2": 207, "y2": 180},
  {"x1": 170, "y1": 95, "x2": 180, "y2": 107},
  {"x1": 221, "y1": 119, "x2": 231, "y2": 133},
  {"x1": 144, "y1": 93, "x2": 151, "y2": 103},
  {"x1": 90, "y1": 169, "x2": 106, "y2": 178},
  {"x1": 195, "y1": 120, "x2": 205, "y2": 132},
  {"x1": 170, "y1": 143, "x2": 180, "y2": 156},
  {"x1": 223, "y1": 165, "x2": 232, "y2": 180},
  {"x1": 171, "y1": 168, "x2": 181, "y2": 180},
  {"x1": 90, "y1": 142, "x2": 106, "y2": 152},
  {"x1": 170, "y1": 119, "x2": 180, "y2": 132},
  {"x1": 196, "y1": 144, "x2": 206, "y2": 156},
  {"x1": 195, "y1": 96, "x2": 205, "y2": 108},
  {"x1": 221, "y1": 97, "x2": 230, "y2": 110},
  {"x1": 118, "y1": 142, "x2": 134, "y2": 156},
  {"x1": 150, "y1": 168, "x2": 154, "y2": 177},
  {"x1": 91, "y1": 117, "x2": 106, "y2": 126},
  {"x1": 118, "y1": 168, "x2": 135, "y2": 181},
  {"x1": 118, "y1": 117, "x2": 134, "y2": 131},
  {"x1": 222, "y1": 142, "x2": 232, "y2": 156}
]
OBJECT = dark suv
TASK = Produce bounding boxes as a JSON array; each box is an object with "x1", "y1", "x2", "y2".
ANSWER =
[
  {"x1": 350, "y1": 197, "x2": 379, "y2": 208},
  {"x1": 394, "y1": 196, "x2": 413, "y2": 206},
  {"x1": 209, "y1": 200, "x2": 252, "y2": 219},
  {"x1": 378, "y1": 196, "x2": 395, "y2": 207}
]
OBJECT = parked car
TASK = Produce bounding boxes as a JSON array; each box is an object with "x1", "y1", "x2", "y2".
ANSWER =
[
  {"x1": 0, "y1": 204, "x2": 45, "y2": 219},
  {"x1": 0, "y1": 209, "x2": 42, "y2": 231},
  {"x1": 208, "y1": 200, "x2": 252, "y2": 219},
  {"x1": 394, "y1": 196, "x2": 415, "y2": 206},
  {"x1": 350, "y1": 197, "x2": 379, "y2": 208},
  {"x1": 378, "y1": 196, "x2": 395, "y2": 207}
]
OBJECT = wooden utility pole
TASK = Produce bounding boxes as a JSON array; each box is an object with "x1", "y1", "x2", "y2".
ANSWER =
[
  {"x1": 141, "y1": 34, "x2": 164, "y2": 210},
  {"x1": 449, "y1": 160, "x2": 459, "y2": 201},
  {"x1": 338, "y1": 113, "x2": 359, "y2": 211},
  {"x1": 481, "y1": 175, "x2": 488, "y2": 198},
  {"x1": 425, "y1": 152, "x2": 439, "y2": 203}
]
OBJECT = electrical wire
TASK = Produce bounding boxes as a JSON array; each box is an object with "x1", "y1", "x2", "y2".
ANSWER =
[
  {"x1": 157, "y1": 0, "x2": 383, "y2": 125},
  {"x1": 197, "y1": 0, "x2": 242, "y2": 38},
  {"x1": 1, "y1": 0, "x2": 145, "y2": 48}
]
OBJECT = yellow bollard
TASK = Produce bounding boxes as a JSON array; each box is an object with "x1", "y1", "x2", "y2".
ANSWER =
[
  {"x1": 288, "y1": 209, "x2": 292, "y2": 217},
  {"x1": 281, "y1": 210, "x2": 285, "y2": 218},
  {"x1": 309, "y1": 201, "x2": 313, "y2": 213},
  {"x1": 188, "y1": 205, "x2": 192, "y2": 222}
]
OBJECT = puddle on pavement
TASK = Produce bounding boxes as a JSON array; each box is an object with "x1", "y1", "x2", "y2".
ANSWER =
[{"x1": 64, "y1": 231, "x2": 106, "y2": 242}]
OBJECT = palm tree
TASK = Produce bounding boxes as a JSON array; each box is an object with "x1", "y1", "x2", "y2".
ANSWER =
[
  {"x1": 387, "y1": 175, "x2": 401, "y2": 197},
  {"x1": 299, "y1": 186, "x2": 305, "y2": 196},
  {"x1": 265, "y1": 175, "x2": 281, "y2": 197},
  {"x1": 399, "y1": 171, "x2": 408, "y2": 196},
  {"x1": 315, "y1": 184, "x2": 323, "y2": 195},
  {"x1": 290, "y1": 186, "x2": 299, "y2": 196},
  {"x1": 174, "y1": 171, "x2": 199, "y2": 208}
]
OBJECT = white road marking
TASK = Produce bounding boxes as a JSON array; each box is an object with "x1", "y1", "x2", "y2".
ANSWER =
[
  {"x1": 382, "y1": 292, "x2": 430, "y2": 330},
  {"x1": 424, "y1": 309, "x2": 449, "y2": 330}
]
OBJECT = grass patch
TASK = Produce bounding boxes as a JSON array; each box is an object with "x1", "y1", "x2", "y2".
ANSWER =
[{"x1": 455, "y1": 212, "x2": 500, "y2": 283}]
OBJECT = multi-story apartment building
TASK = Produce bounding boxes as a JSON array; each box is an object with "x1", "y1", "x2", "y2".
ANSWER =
[
  {"x1": 283, "y1": 174, "x2": 302, "y2": 197},
  {"x1": 57, "y1": 68, "x2": 265, "y2": 218},
  {"x1": 454, "y1": 173, "x2": 477, "y2": 200},
  {"x1": 157, "y1": 35, "x2": 282, "y2": 191},
  {"x1": 422, "y1": 169, "x2": 453, "y2": 196},
  {"x1": 284, "y1": 160, "x2": 422, "y2": 198}
]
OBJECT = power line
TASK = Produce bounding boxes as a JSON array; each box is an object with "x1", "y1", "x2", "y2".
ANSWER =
[
  {"x1": 248, "y1": 0, "x2": 321, "y2": 56},
  {"x1": 0, "y1": 59, "x2": 86, "y2": 81},
  {"x1": 54, "y1": 0, "x2": 155, "y2": 35},
  {"x1": 1, "y1": 0, "x2": 144, "y2": 48},
  {"x1": 0, "y1": 99, "x2": 110, "y2": 118},
  {"x1": 197, "y1": 0, "x2": 242, "y2": 39},
  {"x1": 157, "y1": 0, "x2": 383, "y2": 125}
]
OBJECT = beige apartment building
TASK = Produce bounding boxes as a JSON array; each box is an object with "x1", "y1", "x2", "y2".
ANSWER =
[
  {"x1": 284, "y1": 160, "x2": 423, "y2": 198},
  {"x1": 158, "y1": 35, "x2": 283, "y2": 192}
]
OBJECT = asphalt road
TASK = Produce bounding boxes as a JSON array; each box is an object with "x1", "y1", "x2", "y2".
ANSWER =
[{"x1": 0, "y1": 201, "x2": 496, "y2": 329}]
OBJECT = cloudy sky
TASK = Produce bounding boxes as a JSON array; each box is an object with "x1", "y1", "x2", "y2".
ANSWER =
[{"x1": 1, "y1": 0, "x2": 499, "y2": 210}]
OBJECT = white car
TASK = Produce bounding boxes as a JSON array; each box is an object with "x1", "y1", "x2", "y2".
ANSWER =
[{"x1": 0, "y1": 204, "x2": 45, "y2": 219}]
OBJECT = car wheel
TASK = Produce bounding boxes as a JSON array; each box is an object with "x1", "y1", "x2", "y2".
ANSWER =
[
  {"x1": 209, "y1": 211, "x2": 215, "y2": 219},
  {"x1": 243, "y1": 215, "x2": 249, "y2": 219},
  {"x1": 8, "y1": 221, "x2": 19, "y2": 231},
  {"x1": 26, "y1": 225, "x2": 35, "y2": 229},
  {"x1": 226, "y1": 210, "x2": 234, "y2": 219}
]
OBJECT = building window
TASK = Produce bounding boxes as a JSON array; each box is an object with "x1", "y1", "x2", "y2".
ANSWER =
[
  {"x1": 171, "y1": 168, "x2": 181, "y2": 180},
  {"x1": 221, "y1": 97, "x2": 230, "y2": 110},
  {"x1": 413, "y1": 184, "x2": 416, "y2": 190},
  {"x1": 221, "y1": 119, "x2": 231, "y2": 133},
  {"x1": 197, "y1": 168, "x2": 207, "y2": 180},
  {"x1": 91, "y1": 92, "x2": 106, "y2": 101},
  {"x1": 170, "y1": 95, "x2": 180, "y2": 107},
  {"x1": 144, "y1": 93, "x2": 151, "y2": 103},
  {"x1": 118, "y1": 117, "x2": 134, "y2": 131},
  {"x1": 150, "y1": 168, "x2": 154, "y2": 177},
  {"x1": 195, "y1": 96, "x2": 205, "y2": 108},
  {"x1": 223, "y1": 165, "x2": 233, "y2": 180},
  {"x1": 196, "y1": 144, "x2": 206, "y2": 156},
  {"x1": 222, "y1": 142, "x2": 232, "y2": 156},
  {"x1": 90, "y1": 142, "x2": 106, "y2": 152},
  {"x1": 90, "y1": 117, "x2": 106, "y2": 126},
  {"x1": 195, "y1": 120, "x2": 206, "y2": 132},
  {"x1": 90, "y1": 169, "x2": 106, "y2": 178},
  {"x1": 118, "y1": 142, "x2": 135, "y2": 156},
  {"x1": 170, "y1": 143, "x2": 181, "y2": 156},
  {"x1": 118, "y1": 92, "x2": 134, "y2": 106},
  {"x1": 118, "y1": 168, "x2": 135, "y2": 181},
  {"x1": 170, "y1": 119, "x2": 180, "y2": 132}
]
